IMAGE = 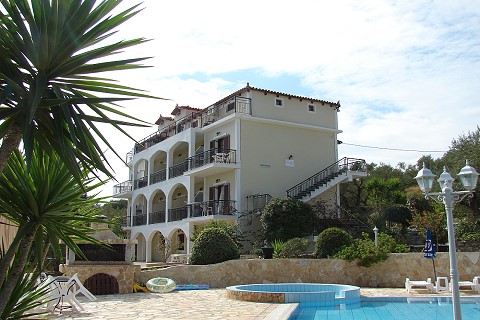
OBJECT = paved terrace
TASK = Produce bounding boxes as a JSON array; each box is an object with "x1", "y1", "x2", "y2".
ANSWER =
[{"x1": 39, "y1": 288, "x2": 480, "y2": 320}]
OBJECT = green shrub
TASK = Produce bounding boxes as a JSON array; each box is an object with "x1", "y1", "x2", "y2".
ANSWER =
[
  {"x1": 192, "y1": 220, "x2": 244, "y2": 249},
  {"x1": 334, "y1": 232, "x2": 408, "y2": 267},
  {"x1": 261, "y1": 198, "x2": 315, "y2": 242},
  {"x1": 189, "y1": 228, "x2": 240, "y2": 265},
  {"x1": 279, "y1": 238, "x2": 310, "y2": 258},
  {"x1": 271, "y1": 239, "x2": 285, "y2": 258},
  {"x1": 314, "y1": 227, "x2": 352, "y2": 258}
]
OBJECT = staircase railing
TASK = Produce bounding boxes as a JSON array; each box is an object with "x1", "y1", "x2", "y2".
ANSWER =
[
  {"x1": 336, "y1": 205, "x2": 369, "y2": 229},
  {"x1": 286, "y1": 157, "x2": 367, "y2": 199}
]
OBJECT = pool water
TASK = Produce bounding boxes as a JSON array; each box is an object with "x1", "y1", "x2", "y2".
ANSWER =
[{"x1": 289, "y1": 297, "x2": 480, "y2": 320}]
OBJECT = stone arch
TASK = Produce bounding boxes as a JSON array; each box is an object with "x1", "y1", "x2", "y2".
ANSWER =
[
  {"x1": 167, "y1": 228, "x2": 187, "y2": 256},
  {"x1": 84, "y1": 273, "x2": 119, "y2": 295},
  {"x1": 131, "y1": 231, "x2": 147, "y2": 262},
  {"x1": 148, "y1": 230, "x2": 167, "y2": 262}
]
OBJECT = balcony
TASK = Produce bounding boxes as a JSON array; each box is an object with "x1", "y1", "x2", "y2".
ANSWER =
[
  {"x1": 169, "y1": 161, "x2": 189, "y2": 178},
  {"x1": 134, "y1": 176, "x2": 148, "y2": 190},
  {"x1": 113, "y1": 180, "x2": 132, "y2": 196},
  {"x1": 132, "y1": 213, "x2": 147, "y2": 226},
  {"x1": 185, "y1": 148, "x2": 237, "y2": 178},
  {"x1": 149, "y1": 211, "x2": 166, "y2": 224},
  {"x1": 150, "y1": 169, "x2": 167, "y2": 185},
  {"x1": 134, "y1": 96, "x2": 251, "y2": 154},
  {"x1": 168, "y1": 200, "x2": 237, "y2": 222},
  {"x1": 168, "y1": 206, "x2": 188, "y2": 222}
]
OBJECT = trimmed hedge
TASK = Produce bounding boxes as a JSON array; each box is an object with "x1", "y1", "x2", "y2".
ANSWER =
[
  {"x1": 314, "y1": 227, "x2": 352, "y2": 258},
  {"x1": 189, "y1": 228, "x2": 240, "y2": 265}
]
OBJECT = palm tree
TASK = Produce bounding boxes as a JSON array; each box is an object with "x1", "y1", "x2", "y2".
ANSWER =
[
  {"x1": 0, "y1": 0, "x2": 164, "y2": 181},
  {"x1": 0, "y1": 144, "x2": 108, "y2": 316}
]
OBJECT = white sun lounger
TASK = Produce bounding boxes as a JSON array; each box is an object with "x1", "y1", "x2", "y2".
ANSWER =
[
  {"x1": 405, "y1": 278, "x2": 434, "y2": 293},
  {"x1": 449, "y1": 276, "x2": 480, "y2": 293}
]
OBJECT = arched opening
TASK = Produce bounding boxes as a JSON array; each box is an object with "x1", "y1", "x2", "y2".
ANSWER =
[
  {"x1": 84, "y1": 273, "x2": 119, "y2": 295},
  {"x1": 150, "y1": 231, "x2": 166, "y2": 262}
]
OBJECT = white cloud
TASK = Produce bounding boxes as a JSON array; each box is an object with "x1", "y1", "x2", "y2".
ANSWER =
[{"x1": 95, "y1": 0, "x2": 480, "y2": 198}]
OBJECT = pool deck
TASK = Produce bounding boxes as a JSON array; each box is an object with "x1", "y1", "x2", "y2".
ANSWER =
[{"x1": 38, "y1": 288, "x2": 480, "y2": 320}]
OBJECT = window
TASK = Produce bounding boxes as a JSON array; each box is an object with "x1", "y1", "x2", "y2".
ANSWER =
[
  {"x1": 308, "y1": 104, "x2": 316, "y2": 112},
  {"x1": 275, "y1": 98, "x2": 284, "y2": 107},
  {"x1": 210, "y1": 135, "x2": 230, "y2": 153},
  {"x1": 227, "y1": 102, "x2": 235, "y2": 112}
]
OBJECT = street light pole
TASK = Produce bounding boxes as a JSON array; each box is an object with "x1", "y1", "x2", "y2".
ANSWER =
[{"x1": 415, "y1": 161, "x2": 479, "y2": 320}]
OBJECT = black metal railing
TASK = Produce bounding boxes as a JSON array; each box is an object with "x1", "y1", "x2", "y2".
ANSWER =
[
  {"x1": 132, "y1": 213, "x2": 147, "y2": 226},
  {"x1": 245, "y1": 194, "x2": 272, "y2": 213},
  {"x1": 113, "y1": 180, "x2": 132, "y2": 195},
  {"x1": 187, "y1": 200, "x2": 237, "y2": 218},
  {"x1": 150, "y1": 169, "x2": 167, "y2": 185},
  {"x1": 286, "y1": 157, "x2": 367, "y2": 199},
  {"x1": 168, "y1": 207, "x2": 188, "y2": 222},
  {"x1": 134, "y1": 97, "x2": 251, "y2": 154},
  {"x1": 134, "y1": 176, "x2": 148, "y2": 190},
  {"x1": 149, "y1": 211, "x2": 166, "y2": 224},
  {"x1": 187, "y1": 148, "x2": 236, "y2": 170},
  {"x1": 169, "y1": 161, "x2": 189, "y2": 178}
]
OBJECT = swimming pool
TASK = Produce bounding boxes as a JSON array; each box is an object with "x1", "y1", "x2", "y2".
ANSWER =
[
  {"x1": 288, "y1": 297, "x2": 480, "y2": 320},
  {"x1": 226, "y1": 283, "x2": 360, "y2": 304}
]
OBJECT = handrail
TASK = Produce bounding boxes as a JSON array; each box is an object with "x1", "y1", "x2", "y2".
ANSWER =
[
  {"x1": 286, "y1": 157, "x2": 367, "y2": 198},
  {"x1": 113, "y1": 180, "x2": 132, "y2": 195},
  {"x1": 335, "y1": 205, "x2": 369, "y2": 228},
  {"x1": 187, "y1": 148, "x2": 236, "y2": 170},
  {"x1": 134, "y1": 96, "x2": 251, "y2": 154}
]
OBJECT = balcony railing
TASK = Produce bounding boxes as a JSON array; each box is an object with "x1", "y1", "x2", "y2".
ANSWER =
[
  {"x1": 187, "y1": 200, "x2": 237, "y2": 218},
  {"x1": 113, "y1": 180, "x2": 132, "y2": 195},
  {"x1": 169, "y1": 161, "x2": 189, "y2": 178},
  {"x1": 150, "y1": 169, "x2": 167, "y2": 185},
  {"x1": 245, "y1": 194, "x2": 272, "y2": 213},
  {"x1": 134, "y1": 96, "x2": 251, "y2": 154},
  {"x1": 188, "y1": 148, "x2": 236, "y2": 170},
  {"x1": 132, "y1": 213, "x2": 147, "y2": 226},
  {"x1": 168, "y1": 207, "x2": 188, "y2": 222},
  {"x1": 134, "y1": 176, "x2": 148, "y2": 190},
  {"x1": 125, "y1": 200, "x2": 237, "y2": 225},
  {"x1": 149, "y1": 211, "x2": 166, "y2": 224}
]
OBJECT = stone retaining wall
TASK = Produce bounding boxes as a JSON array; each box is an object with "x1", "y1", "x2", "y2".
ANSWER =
[
  {"x1": 138, "y1": 252, "x2": 480, "y2": 288},
  {"x1": 60, "y1": 264, "x2": 141, "y2": 294}
]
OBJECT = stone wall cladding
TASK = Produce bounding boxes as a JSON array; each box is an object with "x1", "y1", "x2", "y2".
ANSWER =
[
  {"x1": 226, "y1": 290, "x2": 284, "y2": 303},
  {"x1": 457, "y1": 241, "x2": 480, "y2": 252},
  {"x1": 60, "y1": 264, "x2": 141, "y2": 294},
  {"x1": 138, "y1": 252, "x2": 480, "y2": 288}
]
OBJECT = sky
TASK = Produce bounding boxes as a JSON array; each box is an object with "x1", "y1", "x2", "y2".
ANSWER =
[{"x1": 96, "y1": 0, "x2": 480, "y2": 198}]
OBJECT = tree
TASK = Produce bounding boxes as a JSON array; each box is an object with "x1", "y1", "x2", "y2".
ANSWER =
[
  {"x1": 97, "y1": 200, "x2": 128, "y2": 237},
  {"x1": 0, "y1": 145, "x2": 106, "y2": 315},
  {"x1": 441, "y1": 127, "x2": 480, "y2": 216},
  {"x1": 261, "y1": 198, "x2": 315, "y2": 242},
  {"x1": 0, "y1": 0, "x2": 163, "y2": 180},
  {"x1": 366, "y1": 177, "x2": 406, "y2": 215}
]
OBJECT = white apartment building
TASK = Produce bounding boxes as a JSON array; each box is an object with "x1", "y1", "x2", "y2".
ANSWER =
[{"x1": 112, "y1": 84, "x2": 366, "y2": 262}]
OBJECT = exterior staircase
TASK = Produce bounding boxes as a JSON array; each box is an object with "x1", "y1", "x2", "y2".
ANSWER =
[{"x1": 286, "y1": 157, "x2": 367, "y2": 202}]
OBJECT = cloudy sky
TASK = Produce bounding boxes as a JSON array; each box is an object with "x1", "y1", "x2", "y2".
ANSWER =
[{"x1": 98, "y1": 0, "x2": 480, "y2": 197}]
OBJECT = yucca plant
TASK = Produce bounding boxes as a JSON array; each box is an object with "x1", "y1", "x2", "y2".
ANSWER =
[
  {"x1": 0, "y1": 0, "x2": 164, "y2": 179},
  {"x1": 0, "y1": 247, "x2": 52, "y2": 320},
  {"x1": 0, "y1": 143, "x2": 108, "y2": 316}
]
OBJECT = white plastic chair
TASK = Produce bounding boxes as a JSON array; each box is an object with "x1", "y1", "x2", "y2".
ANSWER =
[
  {"x1": 69, "y1": 273, "x2": 97, "y2": 301},
  {"x1": 44, "y1": 275, "x2": 82, "y2": 313},
  {"x1": 405, "y1": 278, "x2": 434, "y2": 293}
]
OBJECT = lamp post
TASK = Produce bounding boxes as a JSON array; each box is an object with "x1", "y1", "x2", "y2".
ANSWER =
[
  {"x1": 415, "y1": 160, "x2": 479, "y2": 320},
  {"x1": 373, "y1": 226, "x2": 379, "y2": 248}
]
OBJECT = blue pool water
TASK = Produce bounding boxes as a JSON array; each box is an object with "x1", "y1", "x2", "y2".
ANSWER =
[{"x1": 289, "y1": 297, "x2": 480, "y2": 320}]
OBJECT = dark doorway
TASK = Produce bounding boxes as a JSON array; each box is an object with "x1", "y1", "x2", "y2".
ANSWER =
[{"x1": 85, "y1": 273, "x2": 119, "y2": 295}]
